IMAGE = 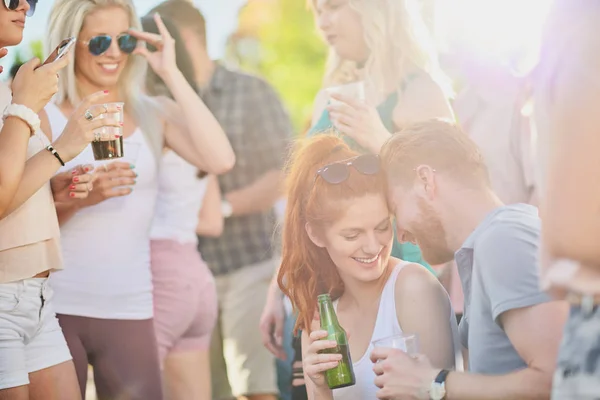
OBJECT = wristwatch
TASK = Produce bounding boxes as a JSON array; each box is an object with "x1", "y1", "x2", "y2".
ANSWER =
[
  {"x1": 3, "y1": 104, "x2": 41, "y2": 134},
  {"x1": 221, "y1": 199, "x2": 233, "y2": 218},
  {"x1": 429, "y1": 369, "x2": 449, "y2": 400}
]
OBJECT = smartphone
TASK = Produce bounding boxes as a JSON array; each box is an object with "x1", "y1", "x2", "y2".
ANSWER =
[{"x1": 41, "y1": 37, "x2": 76, "y2": 67}]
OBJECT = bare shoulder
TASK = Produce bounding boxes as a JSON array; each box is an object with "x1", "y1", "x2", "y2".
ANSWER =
[
  {"x1": 394, "y1": 74, "x2": 454, "y2": 126},
  {"x1": 394, "y1": 261, "x2": 447, "y2": 303},
  {"x1": 311, "y1": 89, "x2": 329, "y2": 127}
]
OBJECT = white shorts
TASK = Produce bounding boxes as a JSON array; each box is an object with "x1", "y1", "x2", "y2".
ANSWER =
[{"x1": 0, "y1": 278, "x2": 72, "y2": 390}]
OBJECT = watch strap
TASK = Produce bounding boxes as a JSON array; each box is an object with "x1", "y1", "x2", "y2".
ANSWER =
[{"x1": 435, "y1": 369, "x2": 450, "y2": 385}]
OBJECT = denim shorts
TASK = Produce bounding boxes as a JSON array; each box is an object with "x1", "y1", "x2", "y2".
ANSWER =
[
  {"x1": 0, "y1": 278, "x2": 72, "y2": 390},
  {"x1": 552, "y1": 301, "x2": 600, "y2": 399}
]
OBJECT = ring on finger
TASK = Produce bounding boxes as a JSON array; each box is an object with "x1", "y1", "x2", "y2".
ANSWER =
[
  {"x1": 102, "y1": 103, "x2": 109, "y2": 114},
  {"x1": 84, "y1": 109, "x2": 94, "y2": 121}
]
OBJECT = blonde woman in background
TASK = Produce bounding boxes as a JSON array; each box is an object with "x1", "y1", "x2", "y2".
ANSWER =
[
  {"x1": 41, "y1": 1, "x2": 234, "y2": 399},
  {"x1": 142, "y1": 14, "x2": 220, "y2": 400}
]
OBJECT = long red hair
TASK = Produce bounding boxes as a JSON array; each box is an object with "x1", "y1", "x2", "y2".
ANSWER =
[{"x1": 278, "y1": 133, "x2": 389, "y2": 333}]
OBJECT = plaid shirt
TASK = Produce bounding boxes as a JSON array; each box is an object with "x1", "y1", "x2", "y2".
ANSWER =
[{"x1": 197, "y1": 64, "x2": 293, "y2": 276}]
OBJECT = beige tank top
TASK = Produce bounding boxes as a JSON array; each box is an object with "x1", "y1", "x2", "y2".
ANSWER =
[{"x1": 0, "y1": 85, "x2": 63, "y2": 282}]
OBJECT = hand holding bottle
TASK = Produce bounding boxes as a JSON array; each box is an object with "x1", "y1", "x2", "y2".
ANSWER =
[{"x1": 303, "y1": 327, "x2": 343, "y2": 390}]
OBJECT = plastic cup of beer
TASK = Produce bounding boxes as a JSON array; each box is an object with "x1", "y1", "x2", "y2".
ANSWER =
[
  {"x1": 372, "y1": 333, "x2": 419, "y2": 357},
  {"x1": 325, "y1": 81, "x2": 366, "y2": 105},
  {"x1": 91, "y1": 102, "x2": 124, "y2": 161}
]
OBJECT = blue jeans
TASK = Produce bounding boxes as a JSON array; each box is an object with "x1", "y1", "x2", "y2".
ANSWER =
[{"x1": 276, "y1": 311, "x2": 296, "y2": 400}]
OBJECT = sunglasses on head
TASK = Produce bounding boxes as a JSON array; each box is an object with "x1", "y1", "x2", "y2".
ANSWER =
[
  {"x1": 4, "y1": 0, "x2": 37, "y2": 16},
  {"x1": 81, "y1": 34, "x2": 138, "y2": 56},
  {"x1": 314, "y1": 154, "x2": 380, "y2": 185}
]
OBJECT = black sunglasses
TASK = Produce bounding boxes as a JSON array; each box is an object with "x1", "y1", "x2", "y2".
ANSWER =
[
  {"x1": 314, "y1": 154, "x2": 380, "y2": 185},
  {"x1": 3, "y1": 0, "x2": 37, "y2": 16},
  {"x1": 80, "y1": 34, "x2": 138, "y2": 56}
]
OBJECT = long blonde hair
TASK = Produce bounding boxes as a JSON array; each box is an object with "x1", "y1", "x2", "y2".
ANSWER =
[
  {"x1": 46, "y1": 0, "x2": 163, "y2": 156},
  {"x1": 310, "y1": 0, "x2": 451, "y2": 97}
]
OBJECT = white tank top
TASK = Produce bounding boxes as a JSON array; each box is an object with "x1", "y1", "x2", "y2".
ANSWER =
[
  {"x1": 332, "y1": 262, "x2": 463, "y2": 400},
  {"x1": 150, "y1": 150, "x2": 208, "y2": 244},
  {"x1": 45, "y1": 103, "x2": 158, "y2": 320}
]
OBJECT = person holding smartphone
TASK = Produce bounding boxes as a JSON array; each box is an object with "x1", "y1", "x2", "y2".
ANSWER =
[{"x1": 0, "y1": 1, "x2": 121, "y2": 398}]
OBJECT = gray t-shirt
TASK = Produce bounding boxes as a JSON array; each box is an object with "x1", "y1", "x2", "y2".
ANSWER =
[{"x1": 456, "y1": 204, "x2": 550, "y2": 374}]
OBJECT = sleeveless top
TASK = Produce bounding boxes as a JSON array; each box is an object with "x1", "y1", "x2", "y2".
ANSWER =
[
  {"x1": 150, "y1": 150, "x2": 208, "y2": 245},
  {"x1": 45, "y1": 102, "x2": 158, "y2": 320},
  {"x1": 332, "y1": 262, "x2": 463, "y2": 400},
  {"x1": 0, "y1": 84, "x2": 63, "y2": 282},
  {"x1": 307, "y1": 76, "x2": 432, "y2": 272}
]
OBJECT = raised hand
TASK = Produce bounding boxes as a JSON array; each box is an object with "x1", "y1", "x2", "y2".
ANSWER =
[
  {"x1": 129, "y1": 13, "x2": 176, "y2": 80},
  {"x1": 11, "y1": 55, "x2": 69, "y2": 113},
  {"x1": 327, "y1": 92, "x2": 391, "y2": 154}
]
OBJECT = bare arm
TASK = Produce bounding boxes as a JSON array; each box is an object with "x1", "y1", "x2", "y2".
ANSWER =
[
  {"x1": 395, "y1": 263, "x2": 456, "y2": 369},
  {"x1": 445, "y1": 301, "x2": 568, "y2": 400},
  {"x1": 196, "y1": 175, "x2": 224, "y2": 237},
  {"x1": 226, "y1": 170, "x2": 284, "y2": 217},
  {"x1": 159, "y1": 90, "x2": 234, "y2": 175},
  {"x1": 541, "y1": 23, "x2": 600, "y2": 267},
  {"x1": 393, "y1": 74, "x2": 455, "y2": 128},
  {"x1": 0, "y1": 55, "x2": 69, "y2": 217},
  {"x1": 130, "y1": 17, "x2": 234, "y2": 175},
  {"x1": 0, "y1": 117, "x2": 31, "y2": 217},
  {"x1": 1, "y1": 111, "x2": 63, "y2": 218},
  {"x1": 446, "y1": 224, "x2": 569, "y2": 399}
]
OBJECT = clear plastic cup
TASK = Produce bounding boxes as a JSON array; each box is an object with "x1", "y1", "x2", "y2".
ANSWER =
[
  {"x1": 372, "y1": 333, "x2": 419, "y2": 356},
  {"x1": 325, "y1": 81, "x2": 366, "y2": 105},
  {"x1": 91, "y1": 102, "x2": 124, "y2": 161}
]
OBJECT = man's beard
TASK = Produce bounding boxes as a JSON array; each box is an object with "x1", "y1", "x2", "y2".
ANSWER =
[{"x1": 410, "y1": 198, "x2": 454, "y2": 265}]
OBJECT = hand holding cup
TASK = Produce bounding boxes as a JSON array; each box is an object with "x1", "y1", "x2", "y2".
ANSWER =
[{"x1": 52, "y1": 91, "x2": 122, "y2": 163}]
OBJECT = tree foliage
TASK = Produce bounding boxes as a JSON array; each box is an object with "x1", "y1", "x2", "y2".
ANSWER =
[{"x1": 228, "y1": 0, "x2": 327, "y2": 134}]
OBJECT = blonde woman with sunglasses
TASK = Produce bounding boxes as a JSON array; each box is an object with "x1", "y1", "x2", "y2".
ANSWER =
[{"x1": 42, "y1": 1, "x2": 234, "y2": 399}]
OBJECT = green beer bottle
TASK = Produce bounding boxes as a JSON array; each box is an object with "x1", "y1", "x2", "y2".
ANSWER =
[{"x1": 317, "y1": 293, "x2": 356, "y2": 389}]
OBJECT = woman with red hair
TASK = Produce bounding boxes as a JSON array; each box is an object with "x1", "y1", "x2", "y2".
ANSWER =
[{"x1": 278, "y1": 134, "x2": 461, "y2": 399}]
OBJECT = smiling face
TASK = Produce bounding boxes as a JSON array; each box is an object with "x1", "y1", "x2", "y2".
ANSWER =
[
  {"x1": 307, "y1": 193, "x2": 394, "y2": 283},
  {"x1": 0, "y1": 0, "x2": 31, "y2": 47},
  {"x1": 75, "y1": 6, "x2": 131, "y2": 92},
  {"x1": 312, "y1": 0, "x2": 369, "y2": 63}
]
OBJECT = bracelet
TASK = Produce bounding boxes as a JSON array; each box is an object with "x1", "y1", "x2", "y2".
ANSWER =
[
  {"x1": 45, "y1": 145, "x2": 65, "y2": 166},
  {"x1": 2, "y1": 104, "x2": 41, "y2": 134}
]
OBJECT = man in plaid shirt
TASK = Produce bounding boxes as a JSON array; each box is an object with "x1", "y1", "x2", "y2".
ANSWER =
[{"x1": 153, "y1": 2, "x2": 293, "y2": 400}]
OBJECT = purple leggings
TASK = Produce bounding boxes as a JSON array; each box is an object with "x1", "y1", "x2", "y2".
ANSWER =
[{"x1": 57, "y1": 315, "x2": 163, "y2": 400}]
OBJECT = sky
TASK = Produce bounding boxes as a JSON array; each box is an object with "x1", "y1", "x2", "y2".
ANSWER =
[{"x1": 0, "y1": 0, "x2": 246, "y2": 75}]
